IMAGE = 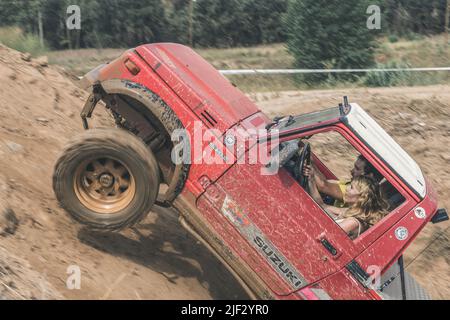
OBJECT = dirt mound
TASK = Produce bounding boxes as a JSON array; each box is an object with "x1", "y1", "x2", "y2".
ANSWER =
[
  {"x1": 0, "y1": 44, "x2": 448, "y2": 299},
  {"x1": 0, "y1": 45, "x2": 247, "y2": 300},
  {"x1": 0, "y1": 246, "x2": 63, "y2": 300}
]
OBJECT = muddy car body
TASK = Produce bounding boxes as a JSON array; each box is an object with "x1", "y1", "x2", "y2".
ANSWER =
[{"x1": 53, "y1": 43, "x2": 448, "y2": 300}]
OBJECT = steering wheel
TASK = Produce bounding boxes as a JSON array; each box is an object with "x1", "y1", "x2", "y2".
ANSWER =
[{"x1": 294, "y1": 142, "x2": 311, "y2": 190}]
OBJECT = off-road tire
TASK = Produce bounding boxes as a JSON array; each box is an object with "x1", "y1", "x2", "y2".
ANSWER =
[{"x1": 53, "y1": 128, "x2": 160, "y2": 231}]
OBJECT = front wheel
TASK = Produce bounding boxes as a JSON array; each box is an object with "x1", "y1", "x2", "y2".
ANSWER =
[{"x1": 53, "y1": 128, "x2": 160, "y2": 231}]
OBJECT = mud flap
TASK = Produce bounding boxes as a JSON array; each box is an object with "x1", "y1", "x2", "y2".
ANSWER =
[{"x1": 80, "y1": 85, "x2": 104, "y2": 129}]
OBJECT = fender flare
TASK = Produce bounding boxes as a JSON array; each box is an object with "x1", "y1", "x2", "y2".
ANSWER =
[{"x1": 99, "y1": 79, "x2": 190, "y2": 204}]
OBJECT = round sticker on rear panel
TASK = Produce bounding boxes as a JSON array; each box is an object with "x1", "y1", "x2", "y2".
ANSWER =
[
  {"x1": 395, "y1": 227, "x2": 408, "y2": 241},
  {"x1": 414, "y1": 207, "x2": 426, "y2": 219}
]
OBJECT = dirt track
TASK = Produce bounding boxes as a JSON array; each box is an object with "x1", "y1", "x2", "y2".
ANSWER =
[{"x1": 0, "y1": 45, "x2": 448, "y2": 299}]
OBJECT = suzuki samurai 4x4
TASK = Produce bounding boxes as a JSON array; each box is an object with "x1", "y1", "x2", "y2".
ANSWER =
[{"x1": 53, "y1": 43, "x2": 448, "y2": 300}]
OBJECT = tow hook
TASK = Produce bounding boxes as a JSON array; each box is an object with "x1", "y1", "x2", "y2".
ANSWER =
[{"x1": 431, "y1": 208, "x2": 449, "y2": 224}]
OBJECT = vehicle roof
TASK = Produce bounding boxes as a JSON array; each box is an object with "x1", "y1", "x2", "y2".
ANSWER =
[{"x1": 344, "y1": 103, "x2": 426, "y2": 198}]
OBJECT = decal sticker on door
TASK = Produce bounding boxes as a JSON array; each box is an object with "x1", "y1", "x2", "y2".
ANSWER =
[{"x1": 221, "y1": 195, "x2": 308, "y2": 289}]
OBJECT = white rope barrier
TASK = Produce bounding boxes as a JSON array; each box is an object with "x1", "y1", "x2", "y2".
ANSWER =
[
  {"x1": 77, "y1": 67, "x2": 450, "y2": 80},
  {"x1": 219, "y1": 67, "x2": 450, "y2": 75}
]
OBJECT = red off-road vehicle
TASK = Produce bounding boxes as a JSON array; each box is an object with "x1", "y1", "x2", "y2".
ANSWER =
[{"x1": 53, "y1": 43, "x2": 448, "y2": 300}]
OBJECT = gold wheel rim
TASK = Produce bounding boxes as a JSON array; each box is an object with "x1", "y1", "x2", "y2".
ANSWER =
[{"x1": 74, "y1": 157, "x2": 136, "y2": 214}]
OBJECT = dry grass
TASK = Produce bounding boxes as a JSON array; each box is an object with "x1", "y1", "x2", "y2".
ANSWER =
[
  {"x1": 377, "y1": 35, "x2": 450, "y2": 67},
  {"x1": 196, "y1": 43, "x2": 293, "y2": 69},
  {"x1": 0, "y1": 27, "x2": 48, "y2": 57},
  {"x1": 47, "y1": 48, "x2": 125, "y2": 75}
]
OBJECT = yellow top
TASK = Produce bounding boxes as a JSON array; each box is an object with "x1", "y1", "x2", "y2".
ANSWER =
[{"x1": 333, "y1": 180, "x2": 350, "y2": 208}]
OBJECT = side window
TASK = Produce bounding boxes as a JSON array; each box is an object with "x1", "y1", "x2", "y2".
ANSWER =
[
  {"x1": 283, "y1": 130, "x2": 405, "y2": 239},
  {"x1": 308, "y1": 131, "x2": 359, "y2": 181}
]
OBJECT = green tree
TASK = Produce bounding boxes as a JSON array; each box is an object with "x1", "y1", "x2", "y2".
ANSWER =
[
  {"x1": 0, "y1": 0, "x2": 42, "y2": 34},
  {"x1": 165, "y1": 0, "x2": 191, "y2": 44},
  {"x1": 41, "y1": 0, "x2": 75, "y2": 49},
  {"x1": 0, "y1": 0, "x2": 169, "y2": 49},
  {"x1": 193, "y1": 0, "x2": 247, "y2": 47},
  {"x1": 284, "y1": 0, "x2": 379, "y2": 83},
  {"x1": 242, "y1": 0, "x2": 288, "y2": 45},
  {"x1": 384, "y1": 0, "x2": 447, "y2": 36},
  {"x1": 90, "y1": 0, "x2": 168, "y2": 48},
  {"x1": 0, "y1": 0, "x2": 24, "y2": 26}
]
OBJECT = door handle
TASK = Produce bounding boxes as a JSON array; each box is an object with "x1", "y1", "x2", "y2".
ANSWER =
[{"x1": 317, "y1": 232, "x2": 342, "y2": 259}]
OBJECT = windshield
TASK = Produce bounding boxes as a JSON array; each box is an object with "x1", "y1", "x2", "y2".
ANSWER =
[{"x1": 274, "y1": 107, "x2": 341, "y2": 133}]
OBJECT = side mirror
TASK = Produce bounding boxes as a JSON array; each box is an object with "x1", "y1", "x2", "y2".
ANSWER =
[{"x1": 431, "y1": 208, "x2": 449, "y2": 224}]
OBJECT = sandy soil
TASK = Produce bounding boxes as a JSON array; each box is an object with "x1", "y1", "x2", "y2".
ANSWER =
[
  {"x1": 0, "y1": 45, "x2": 248, "y2": 300},
  {"x1": 0, "y1": 45, "x2": 448, "y2": 299}
]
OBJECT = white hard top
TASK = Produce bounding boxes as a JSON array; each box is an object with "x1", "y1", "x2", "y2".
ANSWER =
[{"x1": 345, "y1": 103, "x2": 426, "y2": 198}]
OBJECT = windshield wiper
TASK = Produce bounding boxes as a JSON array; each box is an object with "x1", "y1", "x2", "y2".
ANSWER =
[{"x1": 265, "y1": 115, "x2": 295, "y2": 131}]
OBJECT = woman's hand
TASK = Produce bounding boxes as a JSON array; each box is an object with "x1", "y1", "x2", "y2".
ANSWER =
[
  {"x1": 303, "y1": 164, "x2": 315, "y2": 179},
  {"x1": 303, "y1": 165, "x2": 316, "y2": 191}
]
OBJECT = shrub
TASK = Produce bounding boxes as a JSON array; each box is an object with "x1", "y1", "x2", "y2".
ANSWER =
[
  {"x1": 362, "y1": 61, "x2": 411, "y2": 87},
  {"x1": 0, "y1": 27, "x2": 48, "y2": 57},
  {"x1": 388, "y1": 34, "x2": 399, "y2": 43}
]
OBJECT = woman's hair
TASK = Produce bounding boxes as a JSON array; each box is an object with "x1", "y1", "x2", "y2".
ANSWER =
[
  {"x1": 357, "y1": 155, "x2": 383, "y2": 182},
  {"x1": 343, "y1": 176, "x2": 389, "y2": 227}
]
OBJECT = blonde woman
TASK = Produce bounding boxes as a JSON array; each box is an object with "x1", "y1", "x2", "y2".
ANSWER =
[{"x1": 304, "y1": 165, "x2": 388, "y2": 238}]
